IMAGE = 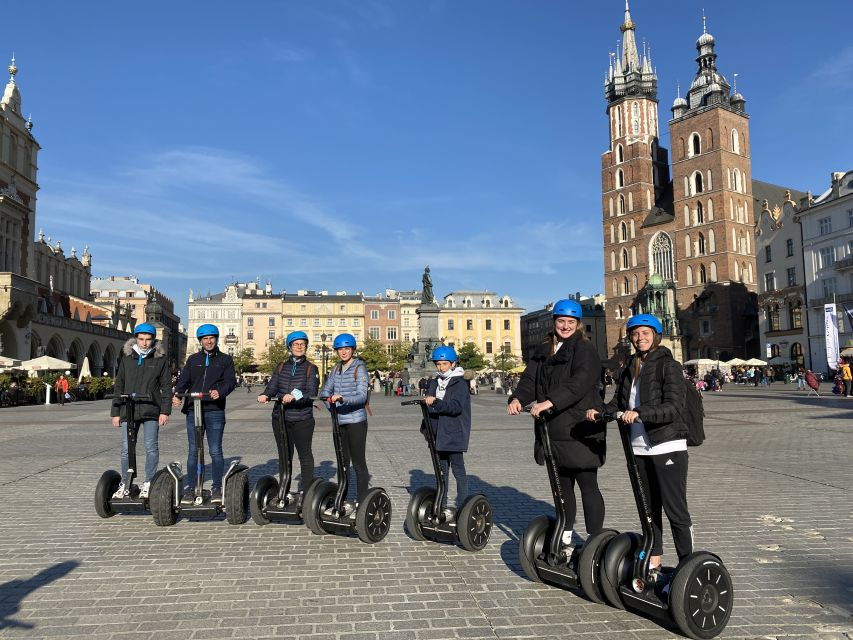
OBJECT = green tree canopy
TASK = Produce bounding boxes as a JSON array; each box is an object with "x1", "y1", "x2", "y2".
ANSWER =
[
  {"x1": 357, "y1": 337, "x2": 389, "y2": 371},
  {"x1": 259, "y1": 339, "x2": 289, "y2": 374},
  {"x1": 387, "y1": 342, "x2": 411, "y2": 372},
  {"x1": 493, "y1": 348, "x2": 520, "y2": 374},
  {"x1": 232, "y1": 348, "x2": 254, "y2": 374},
  {"x1": 457, "y1": 342, "x2": 487, "y2": 372}
]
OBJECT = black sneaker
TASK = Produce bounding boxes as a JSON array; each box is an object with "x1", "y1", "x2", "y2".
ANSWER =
[
  {"x1": 181, "y1": 488, "x2": 194, "y2": 504},
  {"x1": 210, "y1": 487, "x2": 222, "y2": 502}
]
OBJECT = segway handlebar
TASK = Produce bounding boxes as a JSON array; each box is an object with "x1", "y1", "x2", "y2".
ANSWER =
[
  {"x1": 119, "y1": 393, "x2": 151, "y2": 401},
  {"x1": 400, "y1": 399, "x2": 424, "y2": 406},
  {"x1": 173, "y1": 392, "x2": 211, "y2": 399}
]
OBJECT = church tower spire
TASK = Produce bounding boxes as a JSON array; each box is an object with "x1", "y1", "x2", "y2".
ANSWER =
[
  {"x1": 605, "y1": 1, "x2": 657, "y2": 104},
  {"x1": 1, "y1": 55, "x2": 23, "y2": 115},
  {"x1": 620, "y1": 0, "x2": 640, "y2": 73}
]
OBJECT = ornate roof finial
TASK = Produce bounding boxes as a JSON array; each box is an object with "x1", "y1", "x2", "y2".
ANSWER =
[
  {"x1": 702, "y1": 8, "x2": 707, "y2": 33},
  {"x1": 676, "y1": 81, "x2": 681, "y2": 98},
  {"x1": 8, "y1": 54, "x2": 17, "y2": 82},
  {"x1": 733, "y1": 73, "x2": 738, "y2": 93},
  {"x1": 25, "y1": 113, "x2": 33, "y2": 131},
  {"x1": 38, "y1": 228, "x2": 44, "y2": 242}
]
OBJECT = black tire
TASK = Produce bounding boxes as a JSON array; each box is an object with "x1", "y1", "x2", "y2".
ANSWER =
[
  {"x1": 670, "y1": 552, "x2": 733, "y2": 639},
  {"x1": 303, "y1": 480, "x2": 336, "y2": 535},
  {"x1": 405, "y1": 486, "x2": 436, "y2": 542},
  {"x1": 599, "y1": 531, "x2": 641, "y2": 609},
  {"x1": 94, "y1": 470, "x2": 121, "y2": 518},
  {"x1": 150, "y1": 469, "x2": 178, "y2": 527},
  {"x1": 457, "y1": 494, "x2": 493, "y2": 552},
  {"x1": 519, "y1": 515, "x2": 552, "y2": 583},
  {"x1": 250, "y1": 475, "x2": 278, "y2": 526},
  {"x1": 577, "y1": 529, "x2": 618, "y2": 604},
  {"x1": 356, "y1": 487, "x2": 392, "y2": 544},
  {"x1": 225, "y1": 470, "x2": 249, "y2": 525}
]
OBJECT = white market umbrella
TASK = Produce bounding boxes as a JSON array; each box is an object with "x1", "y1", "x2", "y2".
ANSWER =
[
  {"x1": 683, "y1": 358, "x2": 717, "y2": 366},
  {"x1": 77, "y1": 356, "x2": 92, "y2": 382},
  {"x1": 744, "y1": 358, "x2": 767, "y2": 366},
  {"x1": 723, "y1": 358, "x2": 747, "y2": 366},
  {"x1": 0, "y1": 355, "x2": 22, "y2": 371},
  {"x1": 21, "y1": 355, "x2": 76, "y2": 372}
]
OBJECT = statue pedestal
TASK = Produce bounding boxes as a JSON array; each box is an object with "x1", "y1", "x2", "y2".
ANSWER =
[{"x1": 406, "y1": 304, "x2": 442, "y2": 382}]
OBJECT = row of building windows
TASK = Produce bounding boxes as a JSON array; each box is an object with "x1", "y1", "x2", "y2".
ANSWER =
[
  {"x1": 765, "y1": 240, "x2": 797, "y2": 263},
  {"x1": 764, "y1": 301, "x2": 804, "y2": 332},
  {"x1": 447, "y1": 319, "x2": 512, "y2": 331},
  {"x1": 764, "y1": 267, "x2": 798, "y2": 291},
  {"x1": 683, "y1": 129, "x2": 742, "y2": 159},
  {"x1": 368, "y1": 327, "x2": 398, "y2": 340},
  {"x1": 369, "y1": 309, "x2": 396, "y2": 320}
]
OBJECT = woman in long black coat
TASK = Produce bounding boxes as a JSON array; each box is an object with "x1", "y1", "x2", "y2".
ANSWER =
[{"x1": 508, "y1": 299, "x2": 605, "y2": 546}]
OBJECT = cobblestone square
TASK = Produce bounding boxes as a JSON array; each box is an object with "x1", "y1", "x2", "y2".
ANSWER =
[{"x1": 0, "y1": 386, "x2": 851, "y2": 639}]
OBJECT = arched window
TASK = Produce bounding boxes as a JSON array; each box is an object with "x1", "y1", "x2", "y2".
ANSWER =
[
  {"x1": 733, "y1": 169, "x2": 741, "y2": 193},
  {"x1": 621, "y1": 249, "x2": 629, "y2": 270},
  {"x1": 617, "y1": 305, "x2": 623, "y2": 319},
  {"x1": 790, "y1": 301, "x2": 803, "y2": 329},
  {"x1": 616, "y1": 144, "x2": 624, "y2": 163},
  {"x1": 685, "y1": 233, "x2": 692, "y2": 258},
  {"x1": 707, "y1": 198, "x2": 714, "y2": 221},
  {"x1": 707, "y1": 128, "x2": 714, "y2": 149},
  {"x1": 615, "y1": 106, "x2": 623, "y2": 137},
  {"x1": 622, "y1": 277, "x2": 629, "y2": 295},
  {"x1": 618, "y1": 194, "x2": 625, "y2": 215},
  {"x1": 734, "y1": 262, "x2": 741, "y2": 281},
  {"x1": 684, "y1": 205, "x2": 690, "y2": 226},
  {"x1": 631, "y1": 102, "x2": 640, "y2": 134},
  {"x1": 768, "y1": 305, "x2": 781, "y2": 331},
  {"x1": 632, "y1": 274, "x2": 638, "y2": 292},
  {"x1": 746, "y1": 263, "x2": 752, "y2": 283},
  {"x1": 731, "y1": 129, "x2": 740, "y2": 154},
  {"x1": 791, "y1": 342, "x2": 804, "y2": 366},
  {"x1": 679, "y1": 137, "x2": 686, "y2": 159},
  {"x1": 651, "y1": 232, "x2": 674, "y2": 281},
  {"x1": 697, "y1": 233, "x2": 706, "y2": 255},
  {"x1": 610, "y1": 251, "x2": 616, "y2": 271},
  {"x1": 693, "y1": 171, "x2": 704, "y2": 195},
  {"x1": 696, "y1": 201, "x2": 704, "y2": 224},
  {"x1": 631, "y1": 246, "x2": 637, "y2": 266},
  {"x1": 686, "y1": 265, "x2": 694, "y2": 286},
  {"x1": 630, "y1": 219, "x2": 636, "y2": 238},
  {"x1": 612, "y1": 278, "x2": 618, "y2": 296},
  {"x1": 710, "y1": 261, "x2": 718, "y2": 281},
  {"x1": 690, "y1": 132, "x2": 701, "y2": 156},
  {"x1": 709, "y1": 228, "x2": 716, "y2": 252},
  {"x1": 617, "y1": 169, "x2": 624, "y2": 188},
  {"x1": 609, "y1": 225, "x2": 615, "y2": 244},
  {"x1": 620, "y1": 222, "x2": 628, "y2": 242},
  {"x1": 700, "y1": 264, "x2": 707, "y2": 284}
]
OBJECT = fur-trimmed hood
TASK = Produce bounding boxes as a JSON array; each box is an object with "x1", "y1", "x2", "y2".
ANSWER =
[{"x1": 122, "y1": 337, "x2": 167, "y2": 358}]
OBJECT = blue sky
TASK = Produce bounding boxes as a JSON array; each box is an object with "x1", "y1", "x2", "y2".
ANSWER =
[{"x1": 12, "y1": 0, "x2": 851, "y2": 321}]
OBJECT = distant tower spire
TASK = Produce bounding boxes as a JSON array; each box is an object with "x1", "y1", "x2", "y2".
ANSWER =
[
  {"x1": 620, "y1": 0, "x2": 640, "y2": 73},
  {"x1": 8, "y1": 54, "x2": 17, "y2": 83}
]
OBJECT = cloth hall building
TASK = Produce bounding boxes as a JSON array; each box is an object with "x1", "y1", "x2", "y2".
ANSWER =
[{"x1": 601, "y1": 3, "x2": 763, "y2": 361}]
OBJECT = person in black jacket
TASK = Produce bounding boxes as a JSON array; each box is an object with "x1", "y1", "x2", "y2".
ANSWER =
[
  {"x1": 508, "y1": 299, "x2": 605, "y2": 547},
  {"x1": 172, "y1": 324, "x2": 237, "y2": 503},
  {"x1": 110, "y1": 323, "x2": 172, "y2": 499},
  {"x1": 257, "y1": 331, "x2": 319, "y2": 491},
  {"x1": 423, "y1": 346, "x2": 471, "y2": 519},
  {"x1": 587, "y1": 313, "x2": 692, "y2": 571}
]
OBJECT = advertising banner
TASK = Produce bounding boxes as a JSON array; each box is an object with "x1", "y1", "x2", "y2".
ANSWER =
[{"x1": 824, "y1": 303, "x2": 840, "y2": 370}]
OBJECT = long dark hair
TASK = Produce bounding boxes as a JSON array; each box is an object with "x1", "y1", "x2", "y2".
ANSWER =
[{"x1": 630, "y1": 329, "x2": 662, "y2": 379}]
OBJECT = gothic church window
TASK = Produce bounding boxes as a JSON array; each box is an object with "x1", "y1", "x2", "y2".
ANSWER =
[
  {"x1": 618, "y1": 195, "x2": 625, "y2": 215},
  {"x1": 611, "y1": 251, "x2": 616, "y2": 271},
  {"x1": 690, "y1": 133, "x2": 701, "y2": 157},
  {"x1": 733, "y1": 169, "x2": 741, "y2": 193},
  {"x1": 632, "y1": 274, "x2": 638, "y2": 292},
  {"x1": 700, "y1": 264, "x2": 707, "y2": 284},
  {"x1": 622, "y1": 277, "x2": 629, "y2": 295},
  {"x1": 709, "y1": 229, "x2": 716, "y2": 252},
  {"x1": 687, "y1": 266, "x2": 694, "y2": 286},
  {"x1": 696, "y1": 201, "x2": 704, "y2": 224},
  {"x1": 630, "y1": 219, "x2": 635, "y2": 238},
  {"x1": 609, "y1": 225, "x2": 615, "y2": 244},
  {"x1": 612, "y1": 279, "x2": 618, "y2": 296},
  {"x1": 790, "y1": 301, "x2": 803, "y2": 329},
  {"x1": 620, "y1": 222, "x2": 627, "y2": 242},
  {"x1": 697, "y1": 233, "x2": 706, "y2": 256},
  {"x1": 621, "y1": 249, "x2": 628, "y2": 270},
  {"x1": 631, "y1": 246, "x2": 637, "y2": 266},
  {"x1": 731, "y1": 129, "x2": 740, "y2": 154},
  {"x1": 651, "y1": 232, "x2": 674, "y2": 281},
  {"x1": 692, "y1": 171, "x2": 704, "y2": 195},
  {"x1": 616, "y1": 144, "x2": 624, "y2": 163},
  {"x1": 710, "y1": 262, "x2": 718, "y2": 281},
  {"x1": 617, "y1": 169, "x2": 624, "y2": 188},
  {"x1": 707, "y1": 128, "x2": 714, "y2": 149},
  {"x1": 631, "y1": 102, "x2": 640, "y2": 134},
  {"x1": 685, "y1": 234, "x2": 692, "y2": 258}
]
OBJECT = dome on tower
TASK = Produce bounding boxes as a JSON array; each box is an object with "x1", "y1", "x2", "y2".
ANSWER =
[
  {"x1": 707, "y1": 82, "x2": 722, "y2": 93},
  {"x1": 696, "y1": 31, "x2": 715, "y2": 48},
  {"x1": 672, "y1": 95, "x2": 688, "y2": 109}
]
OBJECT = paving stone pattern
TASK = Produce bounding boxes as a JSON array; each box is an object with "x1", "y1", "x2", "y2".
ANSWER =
[{"x1": 0, "y1": 384, "x2": 851, "y2": 639}]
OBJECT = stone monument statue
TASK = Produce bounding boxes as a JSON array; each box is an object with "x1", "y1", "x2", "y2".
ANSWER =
[{"x1": 421, "y1": 266, "x2": 434, "y2": 305}]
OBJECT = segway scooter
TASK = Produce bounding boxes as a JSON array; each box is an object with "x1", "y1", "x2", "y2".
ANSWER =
[
  {"x1": 401, "y1": 399, "x2": 492, "y2": 551},
  {"x1": 250, "y1": 396, "x2": 321, "y2": 525},
  {"x1": 95, "y1": 393, "x2": 164, "y2": 517},
  {"x1": 518, "y1": 405, "x2": 618, "y2": 603},
  {"x1": 596, "y1": 412, "x2": 732, "y2": 639},
  {"x1": 302, "y1": 399, "x2": 392, "y2": 544},
  {"x1": 148, "y1": 392, "x2": 249, "y2": 526}
]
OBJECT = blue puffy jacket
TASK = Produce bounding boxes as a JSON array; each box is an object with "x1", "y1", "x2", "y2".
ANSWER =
[
  {"x1": 426, "y1": 375, "x2": 471, "y2": 452},
  {"x1": 321, "y1": 358, "x2": 369, "y2": 424}
]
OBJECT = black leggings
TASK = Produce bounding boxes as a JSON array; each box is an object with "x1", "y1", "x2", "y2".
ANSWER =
[
  {"x1": 557, "y1": 468, "x2": 605, "y2": 536},
  {"x1": 340, "y1": 420, "x2": 370, "y2": 502},
  {"x1": 635, "y1": 451, "x2": 693, "y2": 560},
  {"x1": 437, "y1": 451, "x2": 468, "y2": 509},
  {"x1": 272, "y1": 417, "x2": 315, "y2": 491}
]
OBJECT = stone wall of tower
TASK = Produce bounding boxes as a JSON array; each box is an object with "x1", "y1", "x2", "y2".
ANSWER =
[{"x1": 669, "y1": 106, "x2": 759, "y2": 359}]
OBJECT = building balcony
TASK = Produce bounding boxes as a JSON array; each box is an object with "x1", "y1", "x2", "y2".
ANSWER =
[
  {"x1": 810, "y1": 292, "x2": 853, "y2": 308},
  {"x1": 834, "y1": 255, "x2": 853, "y2": 271}
]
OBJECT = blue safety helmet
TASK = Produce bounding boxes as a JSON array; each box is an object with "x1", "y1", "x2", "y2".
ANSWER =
[
  {"x1": 196, "y1": 323, "x2": 220, "y2": 339},
  {"x1": 286, "y1": 331, "x2": 309, "y2": 348},
  {"x1": 552, "y1": 299, "x2": 582, "y2": 320},
  {"x1": 134, "y1": 322, "x2": 157, "y2": 337},
  {"x1": 333, "y1": 333, "x2": 357, "y2": 350},
  {"x1": 431, "y1": 346, "x2": 458, "y2": 363},
  {"x1": 626, "y1": 313, "x2": 663, "y2": 335}
]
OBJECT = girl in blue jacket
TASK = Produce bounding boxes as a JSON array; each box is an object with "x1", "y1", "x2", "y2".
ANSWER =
[{"x1": 424, "y1": 346, "x2": 471, "y2": 518}]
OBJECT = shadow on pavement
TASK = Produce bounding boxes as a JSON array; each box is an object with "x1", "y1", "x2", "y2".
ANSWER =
[{"x1": 0, "y1": 561, "x2": 79, "y2": 630}]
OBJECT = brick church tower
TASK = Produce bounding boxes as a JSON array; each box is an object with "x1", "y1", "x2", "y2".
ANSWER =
[{"x1": 601, "y1": 4, "x2": 759, "y2": 361}]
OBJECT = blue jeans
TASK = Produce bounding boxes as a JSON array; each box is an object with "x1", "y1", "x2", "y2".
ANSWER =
[
  {"x1": 185, "y1": 410, "x2": 225, "y2": 490},
  {"x1": 120, "y1": 420, "x2": 159, "y2": 482}
]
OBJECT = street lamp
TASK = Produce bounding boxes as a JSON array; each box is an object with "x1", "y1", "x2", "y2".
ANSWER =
[{"x1": 320, "y1": 332, "x2": 329, "y2": 383}]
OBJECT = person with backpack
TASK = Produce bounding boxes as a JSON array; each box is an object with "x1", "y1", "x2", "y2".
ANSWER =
[
  {"x1": 321, "y1": 333, "x2": 371, "y2": 505},
  {"x1": 587, "y1": 313, "x2": 694, "y2": 572},
  {"x1": 257, "y1": 331, "x2": 319, "y2": 491},
  {"x1": 508, "y1": 299, "x2": 606, "y2": 548},
  {"x1": 423, "y1": 346, "x2": 471, "y2": 519}
]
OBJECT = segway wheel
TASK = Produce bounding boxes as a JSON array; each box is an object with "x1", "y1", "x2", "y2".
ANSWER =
[
  {"x1": 249, "y1": 475, "x2": 278, "y2": 526},
  {"x1": 150, "y1": 469, "x2": 178, "y2": 527},
  {"x1": 303, "y1": 480, "x2": 336, "y2": 535},
  {"x1": 577, "y1": 529, "x2": 618, "y2": 604},
  {"x1": 94, "y1": 470, "x2": 121, "y2": 518},
  {"x1": 599, "y1": 531, "x2": 640, "y2": 609},
  {"x1": 405, "y1": 486, "x2": 436, "y2": 541},
  {"x1": 356, "y1": 487, "x2": 392, "y2": 544},
  {"x1": 669, "y1": 552, "x2": 733, "y2": 640},
  {"x1": 519, "y1": 515, "x2": 552, "y2": 582},
  {"x1": 225, "y1": 470, "x2": 249, "y2": 525},
  {"x1": 457, "y1": 494, "x2": 493, "y2": 552}
]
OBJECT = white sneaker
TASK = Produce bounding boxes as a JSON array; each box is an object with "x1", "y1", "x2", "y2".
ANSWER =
[
  {"x1": 112, "y1": 482, "x2": 127, "y2": 499},
  {"x1": 140, "y1": 482, "x2": 151, "y2": 499}
]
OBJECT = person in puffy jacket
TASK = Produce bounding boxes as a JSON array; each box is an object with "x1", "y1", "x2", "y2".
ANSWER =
[
  {"x1": 110, "y1": 323, "x2": 172, "y2": 499},
  {"x1": 423, "y1": 346, "x2": 471, "y2": 518},
  {"x1": 321, "y1": 333, "x2": 371, "y2": 504},
  {"x1": 587, "y1": 313, "x2": 693, "y2": 572},
  {"x1": 508, "y1": 299, "x2": 605, "y2": 548},
  {"x1": 257, "y1": 331, "x2": 319, "y2": 491}
]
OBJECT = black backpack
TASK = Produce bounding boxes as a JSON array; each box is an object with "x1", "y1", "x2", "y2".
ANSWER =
[{"x1": 656, "y1": 357, "x2": 705, "y2": 446}]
